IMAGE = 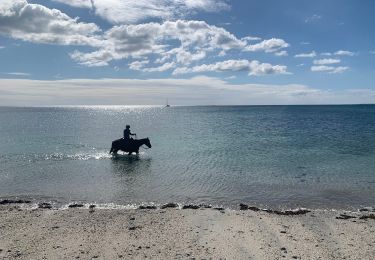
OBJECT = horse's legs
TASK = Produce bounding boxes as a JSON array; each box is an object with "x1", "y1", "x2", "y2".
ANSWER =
[{"x1": 136, "y1": 149, "x2": 139, "y2": 155}]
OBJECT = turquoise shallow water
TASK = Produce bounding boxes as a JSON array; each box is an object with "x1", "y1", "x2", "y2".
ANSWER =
[{"x1": 0, "y1": 105, "x2": 374, "y2": 209}]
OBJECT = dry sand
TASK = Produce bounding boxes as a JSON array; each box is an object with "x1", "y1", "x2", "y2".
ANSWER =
[{"x1": 0, "y1": 204, "x2": 374, "y2": 259}]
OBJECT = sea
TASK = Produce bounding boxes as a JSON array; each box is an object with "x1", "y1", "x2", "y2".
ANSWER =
[{"x1": 0, "y1": 105, "x2": 374, "y2": 210}]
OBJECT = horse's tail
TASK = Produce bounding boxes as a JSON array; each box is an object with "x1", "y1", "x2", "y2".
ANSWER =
[{"x1": 109, "y1": 141, "x2": 115, "y2": 154}]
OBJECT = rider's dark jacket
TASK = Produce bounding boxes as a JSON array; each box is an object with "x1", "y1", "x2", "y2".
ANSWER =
[{"x1": 123, "y1": 128, "x2": 132, "y2": 140}]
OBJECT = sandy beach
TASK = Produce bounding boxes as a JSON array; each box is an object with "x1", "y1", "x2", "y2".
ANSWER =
[{"x1": 0, "y1": 203, "x2": 374, "y2": 259}]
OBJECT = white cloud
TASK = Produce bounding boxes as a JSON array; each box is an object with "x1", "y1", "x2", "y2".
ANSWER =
[
  {"x1": 218, "y1": 50, "x2": 226, "y2": 57},
  {"x1": 245, "y1": 38, "x2": 289, "y2": 53},
  {"x1": 54, "y1": 0, "x2": 230, "y2": 24},
  {"x1": 274, "y1": 50, "x2": 288, "y2": 57},
  {"x1": 0, "y1": 0, "x2": 101, "y2": 46},
  {"x1": 1, "y1": 78, "x2": 374, "y2": 106},
  {"x1": 0, "y1": 1, "x2": 290, "y2": 76},
  {"x1": 53, "y1": 0, "x2": 92, "y2": 8},
  {"x1": 70, "y1": 20, "x2": 250, "y2": 67},
  {"x1": 300, "y1": 42, "x2": 310, "y2": 45},
  {"x1": 143, "y1": 62, "x2": 176, "y2": 72},
  {"x1": 321, "y1": 50, "x2": 354, "y2": 57},
  {"x1": 311, "y1": 65, "x2": 349, "y2": 74},
  {"x1": 69, "y1": 20, "x2": 289, "y2": 73},
  {"x1": 171, "y1": 48, "x2": 207, "y2": 65},
  {"x1": 334, "y1": 50, "x2": 354, "y2": 56},
  {"x1": 173, "y1": 59, "x2": 289, "y2": 76},
  {"x1": 305, "y1": 14, "x2": 322, "y2": 23},
  {"x1": 3, "y1": 72, "x2": 31, "y2": 76},
  {"x1": 294, "y1": 51, "x2": 316, "y2": 58},
  {"x1": 313, "y1": 58, "x2": 341, "y2": 65},
  {"x1": 242, "y1": 36, "x2": 262, "y2": 42},
  {"x1": 0, "y1": 46, "x2": 4, "y2": 49},
  {"x1": 70, "y1": 49, "x2": 113, "y2": 67},
  {"x1": 129, "y1": 60, "x2": 150, "y2": 71}
]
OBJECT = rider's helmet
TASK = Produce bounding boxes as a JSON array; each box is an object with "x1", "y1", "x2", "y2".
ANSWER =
[{"x1": 126, "y1": 125, "x2": 130, "y2": 129}]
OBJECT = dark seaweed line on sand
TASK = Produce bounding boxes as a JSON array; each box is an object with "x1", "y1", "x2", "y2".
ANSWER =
[{"x1": 2, "y1": 199, "x2": 375, "y2": 220}]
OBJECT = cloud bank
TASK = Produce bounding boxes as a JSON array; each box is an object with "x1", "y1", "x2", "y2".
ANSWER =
[
  {"x1": 0, "y1": 1, "x2": 290, "y2": 77},
  {"x1": 53, "y1": 0, "x2": 230, "y2": 24},
  {"x1": 1, "y1": 78, "x2": 374, "y2": 106},
  {"x1": 0, "y1": 0, "x2": 101, "y2": 45}
]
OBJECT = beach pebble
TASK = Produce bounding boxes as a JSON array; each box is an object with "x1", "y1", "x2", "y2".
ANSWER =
[{"x1": 129, "y1": 226, "x2": 142, "y2": 230}]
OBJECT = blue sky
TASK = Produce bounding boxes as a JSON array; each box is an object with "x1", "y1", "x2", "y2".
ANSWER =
[{"x1": 0, "y1": 0, "x2": 374, "y2": 105}]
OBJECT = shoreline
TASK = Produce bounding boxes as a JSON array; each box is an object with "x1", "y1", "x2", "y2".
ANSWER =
[
  {"x1": 1, "y1": 197, "x2": 374, "y2": 213},
  {"x1": 1, "y1": 202, "x2": 375, "y2": 259}
]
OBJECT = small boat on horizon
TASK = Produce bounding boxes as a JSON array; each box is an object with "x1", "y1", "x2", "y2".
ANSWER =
[{"x1": 165, "y1": 99, "x2": 170, "y2": 107}]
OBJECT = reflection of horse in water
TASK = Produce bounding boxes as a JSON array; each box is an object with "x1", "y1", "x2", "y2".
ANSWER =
[{"x1": 110, "y1": 138, "x2": 152, "y2": 155}]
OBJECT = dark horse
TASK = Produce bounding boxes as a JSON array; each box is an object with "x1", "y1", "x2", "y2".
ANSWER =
[{"x1": 110, "y1": 138, "x2": 152, "y2": 155}]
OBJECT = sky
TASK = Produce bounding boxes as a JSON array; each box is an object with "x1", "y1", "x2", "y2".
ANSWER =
[{"x1": 0, "y1": 0, "x2": 374, "y2": 106}]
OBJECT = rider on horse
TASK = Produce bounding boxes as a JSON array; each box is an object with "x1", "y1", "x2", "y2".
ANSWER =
[
  {"x1": 110, "y1": 125, "x2": 151, "y2": 155},
  {"x1": 123, "y1": 125, "x2": 136, "y2": 144}
]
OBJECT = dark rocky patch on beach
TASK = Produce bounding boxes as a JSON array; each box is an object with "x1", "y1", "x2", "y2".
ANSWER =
[
  {"x1": 239, "y1": 204, "x2": 310, "y2": 215},
  {"x1": 138, "y1": 205, "x2": 157, "y2": 210},
  {"x1": 239, "y1": 203, "x2": 260, "y2": 211},
  {"x1": 336, "y1": 214, "x2": 357, "y2": 220},
  {"x1": 38, "y1": 202, "x2": 52, "y2": 209},
  {"x1": 182, "y1": 204, "x2": 200, "y2": 209},
  {"x1": 129, "y1": 226, "x2": 142, "y2": 231},
  {"x1": 68, "y1": 203, "x2": 84, "y2": 208},
  {"x1": 89, "y1": 204, "x2": 96, "y2": 213},
  {"x1": 0, "y1": 199, "x2": 31, "y2": 205},
  {"x1": 199, "y1": 204, "x2": 212, "y2": 208},
  {"x1": 359, "y1": 214, "x2": 375, "y2": 220},
  {"x1": 160, "y1": 203, "x2": 178, "y2": 209},
  {"x1": 271, "y1": 209, "x2": 311, "y2": 215}
]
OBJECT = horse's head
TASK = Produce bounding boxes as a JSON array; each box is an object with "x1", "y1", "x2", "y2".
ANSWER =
[{"x1": 145, "y1": 138, "x2": 152, "y2": 148}]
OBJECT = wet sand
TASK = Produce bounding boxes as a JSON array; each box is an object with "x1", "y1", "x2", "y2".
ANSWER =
[{"x1": 0, "y1": 204, "x2": 374, "y2": 259}]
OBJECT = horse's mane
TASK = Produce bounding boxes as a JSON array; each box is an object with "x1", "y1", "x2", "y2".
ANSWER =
[{"x1": 134, "y1": 138, "x2": 148, "y2": 142}]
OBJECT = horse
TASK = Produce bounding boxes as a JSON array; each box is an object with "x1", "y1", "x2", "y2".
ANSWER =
[{"x1": 110, "y1": 138, "x2": 151, "y2": 155}]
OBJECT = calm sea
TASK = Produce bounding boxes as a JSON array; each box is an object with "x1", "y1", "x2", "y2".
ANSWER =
[{"x1": 0, "y1": 105, "x2": 374, "y2": 209}]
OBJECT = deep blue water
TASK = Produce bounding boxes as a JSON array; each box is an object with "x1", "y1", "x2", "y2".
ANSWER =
[{"x1": 0, "y1": 105, "x2": 374, "y2": 209}]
